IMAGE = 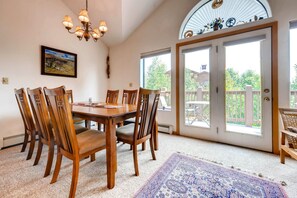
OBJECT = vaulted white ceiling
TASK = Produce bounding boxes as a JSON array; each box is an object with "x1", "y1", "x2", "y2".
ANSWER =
[{"x1": 61, "y1": 0, "x2": 165, "y2": 47}]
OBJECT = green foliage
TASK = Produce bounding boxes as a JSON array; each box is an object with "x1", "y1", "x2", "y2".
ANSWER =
[
  {"x1": 145, "y1": 57, "x2": 170, "y2": 91},
  {"x1": 240, "y1": 70, "x2": 260, "y2": 90},
  {"x1": 185, "y1": 69, "x2": 198, "y2": 91},
  {"x1": 291, "y1": 64, "x2": 297, "y2": 90},
  {"x1": 225, "y1": 68, "x2": 240, "y2": 91},
  {"x1": 226, "y1": 68, "x2": 260, "y2": 91},
  {"x1": 145, "y1": 57, "x2": 262, "y2": 93}
]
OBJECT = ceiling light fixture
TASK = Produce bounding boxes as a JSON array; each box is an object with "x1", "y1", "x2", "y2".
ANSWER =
[
  {"x1": 62, "y1": 0, "x2": 108, "y2": 42},
  {"x1": 212, "y1": 0, "x2": 223, "y2": 9}
]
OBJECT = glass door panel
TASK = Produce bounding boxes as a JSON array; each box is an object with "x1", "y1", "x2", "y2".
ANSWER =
[
  {"x1": 217, "y1": 28, "x2": 272, "y2": 152},
  {"x1": 179, "y1": 41, "x2": 217, "y2": 141},
  {"x1": 184, "y1": 49, "x2": 210, "y2": 128},
  {"x1": 225, "y1": 41, "x2": 262, "y2": 135}
]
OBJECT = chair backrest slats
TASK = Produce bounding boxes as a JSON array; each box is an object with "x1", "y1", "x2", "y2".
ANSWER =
[
  {"x1": 27, "y1": 88, "x2": 54, "y2": 142},
  {"x1": 279, "y1": 108, "x2": 297, "y2": 129},
  {"x1": 44, "y1": 86, "x2": 78, "y2": 155},
  {"x1": 279, "y1": 108, "x2": 297, "y2": 149},
  {"x1": 134, "y1": 88, "x2": 160, "y2": 140},
  {"x1": 14, "y1": 88, "x2": 35, "y2": 133},
  {"x1": 106, "y1": 90, "x2": 119, "y2": 104},
  {"x1": 66, "y1": 90, "x2": 74, "y2": 103},
  {"x1": 122, "y1": 89, "x2": 138, "y2": 105}
]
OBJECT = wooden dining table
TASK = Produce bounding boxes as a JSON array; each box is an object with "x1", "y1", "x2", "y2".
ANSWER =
[{"x1": 71, "y1": 103, "x2": 137, "y2": 189}]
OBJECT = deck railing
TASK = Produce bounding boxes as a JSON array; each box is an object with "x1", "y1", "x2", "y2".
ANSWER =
[
  {"x1": 161, "y1": 85, "x2": 262, "y2": 127},
  {"x1": 290, "y1": 90, "x2": 297, "y2": 108}
]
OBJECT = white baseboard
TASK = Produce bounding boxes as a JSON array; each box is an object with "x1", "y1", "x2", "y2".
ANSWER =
[{"x1": 1, "y1": 134, "x2": 24, "y2": 149}]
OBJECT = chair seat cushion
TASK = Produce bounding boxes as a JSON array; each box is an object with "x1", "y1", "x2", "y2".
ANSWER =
[
  {"x1": 77, "y1": 130, "x2": 106, "y2": 155},
  {"x1": 116, "y1": 123, "x2": 135, "y2": 142},
  {"x1": 123, "y1": 117, "x2": 141, "y2": 125},
  {"x1": 74, "y1": 125, "x2": 88, "y2": 134}
]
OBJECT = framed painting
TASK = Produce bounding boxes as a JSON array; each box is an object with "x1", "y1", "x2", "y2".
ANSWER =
[{"x1": 41, "y1": 46, "x2": 77, "y2": 78}]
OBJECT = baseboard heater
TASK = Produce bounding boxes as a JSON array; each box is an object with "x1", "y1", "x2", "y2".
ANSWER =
[
  {"x1": 157, "y1": 124, "x2": 173, "y2": 134},
  {"x1": 1, "y1": 134, "x2": 24, "y2": 149}
]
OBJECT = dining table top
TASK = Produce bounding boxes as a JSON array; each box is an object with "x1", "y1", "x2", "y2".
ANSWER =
[{"x1": 71, "y1": 102, "x2": 137, "y2": 118}]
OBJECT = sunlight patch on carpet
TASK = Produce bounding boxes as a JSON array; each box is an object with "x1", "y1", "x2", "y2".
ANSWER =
[{"x1": 135, "y1": 153, "x2": 287, "y2": 198}]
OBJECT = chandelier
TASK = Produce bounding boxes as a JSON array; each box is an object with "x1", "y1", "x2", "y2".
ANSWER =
[
  {"x1": 62, "y1": 0, "x2": 108, "y2": 42},
  {"x1": 212, "y1": 0, "x2": 223, "y2": 9}
]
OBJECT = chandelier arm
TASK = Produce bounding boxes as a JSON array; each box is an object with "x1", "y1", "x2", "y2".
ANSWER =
[
  {"x1": 67, "y1": 29, "x2": 78, "y2": 34},
  {"x1": 91, "y1": 36, "x2": 98, "y2": 42}
]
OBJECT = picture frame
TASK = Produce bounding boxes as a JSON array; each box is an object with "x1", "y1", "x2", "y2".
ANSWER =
[{"x1": 41, "y1": 46, "x2": 77, "y2": 78}]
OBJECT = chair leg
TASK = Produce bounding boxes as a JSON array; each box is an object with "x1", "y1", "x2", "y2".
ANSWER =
[
  {"x1": 84, "y1": 120, "x2": 88, "y2": 128},
  {"x1": 150, "y1": 138, "x2": 156, "y2": 160},
  {"x1": 153, "y1": 122, "x2": 158, "y2": 151},
  {"x1": 90, "y1": 154, "x2": 96, "y2": 162},
  {"x1": 44, "y1": 142, "x2": 55, "y2": 177},
  {"x1": 133, "y1": 144, "x2": 139, "y2": 176},
  {"x1": 51, "y1": 148, "x2": 63, "y2": 184},
  {"x1": 69, "y1": 158, "x2": 80, "y2": 198},
  {"x1": 142, "y1": 142, "x2": 146, "y2": 151},
  {"x1": 33, "y1": 139, "x2": 43, "y2": 165},
  {"x1": 98, "y1": 123, "x2": 101, "y2": 131},
  {"x1": 130, "y1": 145, "x2": 132, "y2": 150},
  {"x1": 280, "y1": 148, "x2": 285, "y2": 164},
  {"x1": 21, "y1": 132, "x2": 29, "y2": 152},
  {"x1": 117, "y1": 122, "x2": 124, "y2": 127},
  {"x1": 26, "y1": 131, "x2": 36, "y2": 160}
]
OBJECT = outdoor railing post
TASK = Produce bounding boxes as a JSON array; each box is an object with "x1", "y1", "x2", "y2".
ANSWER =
[
  {"x1": 197, "y1": 87, "x2": 203, "y2": 101},
  {"x1": 245, "y1": 85, "x2": 253, "y2": 127}
]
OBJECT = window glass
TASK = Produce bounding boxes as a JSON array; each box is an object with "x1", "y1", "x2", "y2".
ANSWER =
[
  {"x1": 140, "y1": 50, "x2": 171, "y2": 111},
  {"x1": 290, "y1": 22, "x2": 297, "y2": 107}
]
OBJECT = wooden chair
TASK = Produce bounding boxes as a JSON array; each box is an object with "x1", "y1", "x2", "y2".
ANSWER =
[
  {"x1": 14, "y1": 88, "x2": 37, "y2": 160},
  {"x1": 66, "y1": 90, "x2": 88, "y2": 128},
  {"x1": 279, "y1": 108, "x2": 297, "y2": 163},
  {"x1": 44, "y1": 86, "x2": 106, "y2": 198},
  {"x1": 98, "y1": 89, "x2": 120, "y2": 131},
  {"x1": 116, "y1": 88, "x2": 160, "y2": 176},
  {"x1": 27, "y1": 88, "x2": 55, "y2": 177},
  {"x1": 122, "y1": 89, "x2": 138, "y2": 105},
  {"x1": 106, "y1": 89, "x2": 119, "y2": 104},
  {"x1": 118, "y1": 89, "x2": 138, "y2": 129}
]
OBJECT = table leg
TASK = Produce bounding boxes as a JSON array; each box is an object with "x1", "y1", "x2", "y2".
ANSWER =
[{"x1": 105, "y1": 119, "x2": 116, "y2": 189}]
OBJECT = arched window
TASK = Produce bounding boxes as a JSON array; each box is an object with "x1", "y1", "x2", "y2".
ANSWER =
[{"x1": 179, "y1": 0, "x2": 272, "y2": 39}]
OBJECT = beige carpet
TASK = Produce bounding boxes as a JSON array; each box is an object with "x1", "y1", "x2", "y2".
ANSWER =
[{"x1": 0, "y1": 133, "x2": 296, "y2": 198}]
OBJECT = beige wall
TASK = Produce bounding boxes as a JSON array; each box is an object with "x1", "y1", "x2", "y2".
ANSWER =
[
  {"x1": 109, "y1": 0, "x2": 297, "y2": 131},
  {"x1": 0, "y1": 0, "x2": 108, "y2": 148}
]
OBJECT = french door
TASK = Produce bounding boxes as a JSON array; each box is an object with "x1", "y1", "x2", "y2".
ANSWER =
[{"x1": 179, "y1": 28, "x2": 272, "y2": 152}]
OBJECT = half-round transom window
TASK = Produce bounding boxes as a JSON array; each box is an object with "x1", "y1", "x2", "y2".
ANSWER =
[{"x1": 179, "y1": 0, "x2": 272, "y2": 39}]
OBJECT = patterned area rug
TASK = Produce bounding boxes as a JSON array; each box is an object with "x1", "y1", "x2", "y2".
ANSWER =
[{"x1": 135, "y1": 153, "x2": 287, "y2": 198}]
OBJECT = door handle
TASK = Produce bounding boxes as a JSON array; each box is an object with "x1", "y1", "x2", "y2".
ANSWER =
[{"x1": 264, "y1": 97, "x2": 270, "y2": 101}]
